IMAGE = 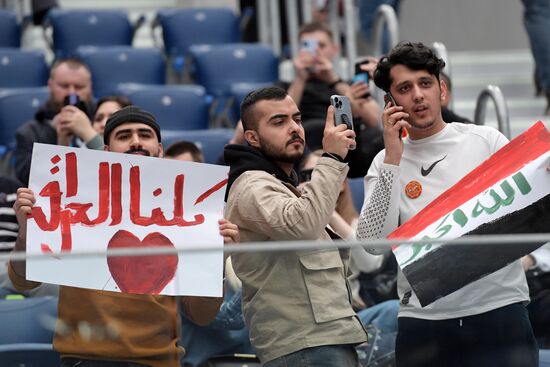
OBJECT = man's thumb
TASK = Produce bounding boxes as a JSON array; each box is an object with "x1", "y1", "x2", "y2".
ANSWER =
[{"x1": 325, "y1": 105, "x2": 335, "y2": 127}]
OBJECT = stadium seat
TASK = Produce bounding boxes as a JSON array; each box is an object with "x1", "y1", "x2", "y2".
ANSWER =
[
  {"x1": 0, "y1": 9, "x2": 20, "y2": 48},
  {"x1": 190, "y1": 44, "x2": 278, "y2": 126},
  {"x1": 43, "y1": 9, "x2": 142, "y2": 59},
  {"x1": 541, "y1": 349, "x2": 550, "y2": 367},
  {"x1": 0, "y1": 297, "x2": 58, "y2": 344},
  {"x1": 153, "y1": 7, "x2": 240, "y2": 71},
  {"x1": 76, "y1": 46, "x2": 166, "y2": 98},
  {"x1": 348, "y1": 177, "x2": 365, "y2": 212},
  {"x1": 0, "y1": 343, "x2": 60, "y2": 367},
  {"x1": 229, "y1": 82, "x2": 273, "y2": 120},
  {"x1": 189, "y1": 44, "x2": 278, "y2": 98},
  {"x1": 0, "y1": 48, "x2": 48, "y2": 88},
  {"x1": 121, "y1": 85, "x2": 210, "y2": 130},
  {"x1": 162, "y1": 129, "x2": 235, "y2": 165},
  {"x1": 0, "y1": 87, "x2": 49, "y2": 147}
]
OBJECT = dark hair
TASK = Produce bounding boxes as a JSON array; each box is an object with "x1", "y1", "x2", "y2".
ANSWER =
[
  {"x1": 94, "y1": 95, "x2": 132, "y2": 117},
  {"x1": 165, "y1": 140, "x2": 204, "y2": 163},
  {"x1": 240, "y1": 86, "x2": 288, "y2": 131},
  {"x1": 298, "y1": 21, "x2": 333, "y2": 40},
  {"x1": 373, "y1": 41, "x2": 446, "y2": 92}
]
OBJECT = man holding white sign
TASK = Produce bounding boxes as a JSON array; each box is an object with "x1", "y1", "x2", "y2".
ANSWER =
[
  {"x1": 356, "y1": 42, "x2": 539, "y2": 366},
  {"x1": 9, "y1": 106, "x2": 238, "y2": 367}
]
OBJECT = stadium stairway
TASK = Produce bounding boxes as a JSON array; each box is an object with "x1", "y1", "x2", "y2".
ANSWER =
[{"x1": 449, "y1": 48, "x2": 548, "y2": 137}]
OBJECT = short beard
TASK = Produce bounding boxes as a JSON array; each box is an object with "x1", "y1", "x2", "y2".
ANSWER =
[
  {"x1": 410, "y1": 117, "x2": 437, "y2": 131},
  {"x1": 258, "y1": 135, "x2": 303, "y2": 164}
]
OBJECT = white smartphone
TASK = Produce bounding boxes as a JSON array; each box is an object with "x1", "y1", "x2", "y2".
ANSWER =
[
  {"x1": 330, "y1": 94, "x2": 356, "y2": 150},
  {"x1": 300, "y1": 39, "x2": 319, "y2": 55}
]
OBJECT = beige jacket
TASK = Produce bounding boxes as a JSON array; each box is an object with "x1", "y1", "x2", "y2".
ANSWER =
[{"x1": 225, "y1": 157, "x2": 367, "y2": 363}]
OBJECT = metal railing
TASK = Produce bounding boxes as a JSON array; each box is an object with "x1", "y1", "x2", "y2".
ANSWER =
[
  {"x1": 372, "y1": 4, "x2": 399, "y2": 58},
  {"x1": 432, "y1": 41, "x2": 453, "y2": 109},
  {"x1": 474, "y1": 85, "x2": 511, "y2": 139},
  {"x1": 258, "y1": 0, "x2": 359, "y2": 79}
]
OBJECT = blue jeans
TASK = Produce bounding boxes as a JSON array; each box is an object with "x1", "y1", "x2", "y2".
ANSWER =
[
  {"x1": 181, "y1": 288, "x2": 254, "y2": 367},
  {"x1": 357, "y1": 299, "x2": 399, "y2": 333},
  {"x1": 522, "y1": 0, "x2": 550, "y2": 93},
  {"x1": 263, "y1": 344, "x2": 360, "y2": 367}
]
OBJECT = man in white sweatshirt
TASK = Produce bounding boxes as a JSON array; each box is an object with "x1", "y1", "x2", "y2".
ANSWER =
[{"x1": 356, "y1": 41, "x2": 538, "y2": 367}]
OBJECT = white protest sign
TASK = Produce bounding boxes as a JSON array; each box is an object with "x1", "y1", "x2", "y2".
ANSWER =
[{"x1": 27, "y1": 143, "x2": 228, "y2": 297}]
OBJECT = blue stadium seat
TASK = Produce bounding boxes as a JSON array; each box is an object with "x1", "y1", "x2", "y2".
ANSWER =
[
  {"x1": 0, "y1": 48, "x2": 48, "y2": 88},
  {"x1": 76, "y1": 46, "x2": 165, "y2": 98},
  {"x1": 0, "y1": 297, "x2": 57, "y2": 344},
  {"x1": 154, "y1": 7, "x2": 240, "y2": 61},
  {"x1": 43, "y1": 9, "x2": 140, "y2": 59},
  {"x1": 229, "y1": 82, "x2": 273, "y2": 120},
  {"x1": 189, "y1": 44, "x2": 278, "y2": 98},
  {"x1": 541, "y1": 349, "x2": 550, "y2": 367},
  {"x1": 162, "y1": 129, "x2": 235, "y2": 164},
  {"x1": 121, "y1": 85, "x2": 210, "y2": 130},
  {"x1": 0, "y1": 343, "x2": 60, "y2": 367},
  {"x1": 0, "y1": 9, "x2": 20, "y2": 48},
  {"x1": 0, "y1": 87, "x2": 49, "y2": 147},
  {"x1": 348, "y1": 177, "x2": 365, "y2": 212}
]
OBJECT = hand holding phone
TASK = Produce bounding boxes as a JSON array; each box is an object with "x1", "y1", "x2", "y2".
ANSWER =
[
  {"x1": 300, "y1": 39, "x2": 318, "y2": 74},
  {"x1": 300, "y1": 39, "x2": 318, "y2": 56},
  {"x1": 383, "y1": 92, "x2": 406, "y2": 139},
  {"x1": 63, "y1": 93, "x2": 89, "y2": 116},
  {"x1": 352, "y1": 59, "x2": 370, "y2": 85},
  {"x1": 64, "y1": 94, "x2": 80, "y2": 107},
  {"x1": 330, "y1": 95, "x2": 356, "y2": 150},
  {"x1": 384, "y1": 92, "x2": 397, "y2": 107}
]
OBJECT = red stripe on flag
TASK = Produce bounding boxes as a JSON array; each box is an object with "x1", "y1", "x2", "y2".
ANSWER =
[{"x1": 389, "y1": 121, "x2": 550, "y2": 239}]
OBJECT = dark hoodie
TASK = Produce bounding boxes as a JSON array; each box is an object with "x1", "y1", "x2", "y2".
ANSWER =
[
  {"x1": 15, "y1": 99, "x2": 93, "y2": 185},
  {"x1": 224, "y1": 144, "x2": 299, "y2": 201}
]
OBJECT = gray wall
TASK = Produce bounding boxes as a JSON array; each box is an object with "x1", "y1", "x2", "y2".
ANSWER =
[{"x1": 398, "y1": 0, "x2": 530, "y2": 51}]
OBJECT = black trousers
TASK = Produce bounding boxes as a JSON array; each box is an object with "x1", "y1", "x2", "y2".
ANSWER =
[{"x1": 395, "y1": 303, "x2": 539, "y2": 367}]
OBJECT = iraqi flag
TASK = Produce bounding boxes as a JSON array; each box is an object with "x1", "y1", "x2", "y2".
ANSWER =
[{"x1": 391, "y1": 121, "x2": 550, "y2": 307}]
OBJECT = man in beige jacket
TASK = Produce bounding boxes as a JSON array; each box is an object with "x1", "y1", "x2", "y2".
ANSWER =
[{"x1": 224, "y1": 87, "x2": 368, "y2": 366}]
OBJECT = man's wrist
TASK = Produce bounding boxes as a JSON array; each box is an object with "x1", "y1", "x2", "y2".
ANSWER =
[
  {"x1": 322, "y1": 151, "x2": 345, "y2": 162},
  {"x1": 328, "y1": 78, "x2": 344, "y2": 89}
]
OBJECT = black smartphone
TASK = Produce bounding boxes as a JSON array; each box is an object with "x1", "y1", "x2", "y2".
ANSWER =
[
  {"x1": 352, "y1": 59, "x2": 370, "y2": 85},
  {"x1": 384, "y1": 92, "x2": 404, "y2": 139},
  {"x1": 63, "y1": 93, "x2": 88, "y2": 115},
  {"x1": 330, "y1": 94, "x2": 356, "y2": 150},
  {"x1": 384, "y1": 92, "x2": 397, "y2": 106},
  {"x1": 63, "y1": 94, "x2": 80, "y2": 106}
]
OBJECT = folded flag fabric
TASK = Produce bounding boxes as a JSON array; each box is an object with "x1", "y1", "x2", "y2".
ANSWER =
[{"x1": 390, "y1": 121, "x2": 550, "y2": 307}]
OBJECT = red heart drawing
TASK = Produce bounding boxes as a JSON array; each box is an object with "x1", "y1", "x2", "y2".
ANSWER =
[{"x1": 107, "y1": 230, "x2": 179, "y2": 294}]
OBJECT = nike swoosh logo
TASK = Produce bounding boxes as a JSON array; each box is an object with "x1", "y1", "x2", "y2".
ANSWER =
[{"x1": 421, "y1": 155, "x2": 447, "y2": 176}]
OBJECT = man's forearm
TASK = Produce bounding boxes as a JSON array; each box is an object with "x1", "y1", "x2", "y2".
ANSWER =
[
  {"x1": 287, "y1": 77, "x2": 306, "y2": 107},
  {"x1": 10, "y1": 234, "x2": 27, "y2": 278},
  {"x1": 357, "y1": 164, "x2": 400, "y2": 253}
]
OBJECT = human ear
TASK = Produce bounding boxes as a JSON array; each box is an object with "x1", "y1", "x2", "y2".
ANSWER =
[{"x1": 244, "y1": 130, "x2": 260, "y2": 148}]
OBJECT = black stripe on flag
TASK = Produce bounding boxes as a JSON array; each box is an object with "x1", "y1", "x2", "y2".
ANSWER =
[{"x1": 403, "y1": 193, "x2": 550, "y2": 307}]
